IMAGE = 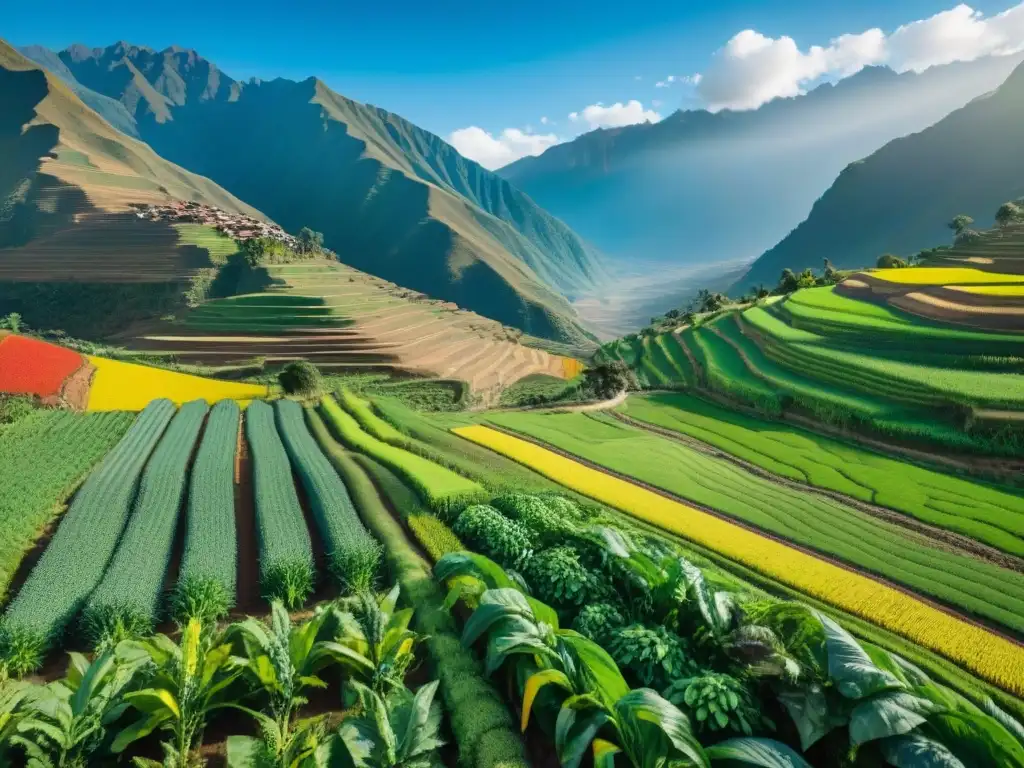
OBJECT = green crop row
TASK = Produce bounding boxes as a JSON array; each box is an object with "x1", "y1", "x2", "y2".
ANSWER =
[
  {"x1": 485, "y1": 409, "x2": 1024, "y2": 634},
  {"x1": 173, "y1": 400, "x2": 241, "y2": 622},
  {"x1": 0, "y1": 400, "x2": 176, "y2": 674},
  {"x1": 654, "y1": 332, "x2": 695, "y2": 385},
  {"x1": 335, "y1": 387, "x2": 411, "y2": 446},
  {"x1": 82, "y1": 400, "x2": 209, "y2": 645},
  {"x1": 320, "y1": 395, "x2": 487, "y2": 516},
  {"x1": 245, "y1": 401, "x2": 314, "y2": 608},
  {"x1": 687, "y1": 327, "x2": 784, "y2": 415},
  {"x1": 275, "y1": 400, "x2": 381, "y2": 592},
  {"x1": 621, "y1": 393, "x2": 1024, "y2": 557},
  {"x1": 305, "y1": 417, "x2": 529, "y2": 768},
  {"x1": 0, "y1": 409, "x2": 133, "y2": 603}
]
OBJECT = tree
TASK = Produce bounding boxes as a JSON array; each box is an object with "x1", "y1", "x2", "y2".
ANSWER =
[
  {"x1": 277, "y1": 360, "x2": 322, "y2": 396},
  {"x1": 795, "y1": 269, "x2": 817, "y2": 289},
  {"x1": 947, "y1": 214, "x2": 974, "y2": 236},
  {"x1": 876, "y1": 254, "x2": 907, "y2": 269},
  {"x1": 996, "y1": 202, "x2": 1023, "y2": 228},
  {"x1": 665, "y1": 308, "x2": 681, "y2": 320},
  {"x1": 240, "y1": 238, "x2": 267, "y2": 267},
  {"x1": 297, "y1": 227, "x2": 324, "y2": 255},
  {"x1": 581, "y1": 361, "x2": 631, "y2": 399},
  {"x1": 0, "y1": 313, "x2": 22, "y2": 333},
  {"x1": 777, "y1": 269, "x2": 799, "y2": 294}
]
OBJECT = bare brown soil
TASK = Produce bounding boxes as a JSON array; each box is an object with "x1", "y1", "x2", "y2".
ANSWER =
[
  {"x1": 485, "y1": 424, "x2": 1024, "y2": 648},
  {"x1": 232, "y1": 417, "x2": 262, "y2": 614}
]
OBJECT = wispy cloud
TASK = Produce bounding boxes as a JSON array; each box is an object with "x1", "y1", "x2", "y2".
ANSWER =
[
  {"x1": 447, "y1": 126, "x2": 559, "y2": 169},
  {"x1": 568, "y1": 100, "x2": 662, "y2": 129}
]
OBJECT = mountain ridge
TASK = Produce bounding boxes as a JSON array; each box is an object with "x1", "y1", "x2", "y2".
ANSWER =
[
  {"x1": 739, "y1": 58, "x2": 1024, "y2": 289},
  {"x1": 498, "y1": 54, "x2": 1024, "y2": 287},
  {"x1": 41, "y1": 41, "x2": 603, "y2": 343}
]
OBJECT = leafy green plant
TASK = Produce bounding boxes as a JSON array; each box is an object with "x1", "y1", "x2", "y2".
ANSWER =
[
  {"x1": 664, "y1": 672, "x2": 765, "y2": 736},
  {"x1": 326, "y1": 680, "x2": 445, "y2": 768},
  {"x1": 573, "y1": 603, "x2": 627, "y2": 646},
  {"x1": 112, "y1": 618, "x2": 245, "y2": 767},
  {"x1": 328, "y1": 585, "x2": 421, "y2": 695},
  {"x1": 523, "y1": 546, "x2": 605, "y2": 610},
  {"x1": 492, "y1": 493, "x2": 579, "y2": 545},
  {"x1": 453, "y1": 505, "x2": 533, "y2": 569},
  {"x1": 278, "y1": 361, "x2": 323, "y2": 396},
  {"x1": 8, "y1": 649, "x2": 147, "y2": 766},
  {"x1": 606, "y1": 624, "x2": 697, "y2": 692}
]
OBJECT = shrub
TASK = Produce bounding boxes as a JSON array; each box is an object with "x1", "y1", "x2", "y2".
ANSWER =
[
  {"x1": 278, "y1": 360, "x2": 322, "y2": 395},
  {"x1": 876, "y1": 254, "x2": 907, "y2": 269},
  {"x1": 573, "y1": 602, "x2": 627, "y2": 645},
  {"x1": 492, "y1": 493, "x2": 578, "y2": 545},
  {"x1": 408, "y1": 514, "x2": 465, "y2": 562},
  {"x1": 453, "y1": 505, "x2": 533, "y2": 568},
  {"x1": 523, "y1": 546, "x2": 601, "y2": 610},
  {"x1": 664, "y1": 672, "x2": 763, "y2": 736},
  {"x1": 607, "y1": 623, "x2": 698, "y2": 691}
]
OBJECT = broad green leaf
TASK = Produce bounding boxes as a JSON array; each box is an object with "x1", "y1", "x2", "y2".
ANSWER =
[
  {"x1": 880, "y1": 734, "x2": 967, "y2": 768},
  {"x1": 849, "y1": 692, "x2": 934, "y2": 746},
  {"x1": 556, "y1": 703, "x2": 610, "y2": 768},
  {"x1": 111, "y1": 712, "x2": 170, "y2": 753},
  {"x1": 434, "y1": 553, "x2": 517, "y2": 590},
  {"x1": 522, "y1": 669, "x2": 573, "y2": 732},
  {"x1": 125, "y1": 688, "x2": 180, "y2": 719},
  {"x1": 928, "y1": 710, "x2": 1024, "y2": 768},
  {"x1": 593, "y1": 738, "x2": 623, "y2": 768},
  {"x1": 706, "y1": 737, "x2": 813, "y2": 767},
  {"x1": 461, "y1": 589, "x2": 536, "y2": 648},
  {"x1": 560, "y1": 632, "x2": 630, "y2": 708},
  {"x1": 615, "y1": 688, "x2": 708, "y2": 768},
  {"x1": 775, "y1": 685, "x2": 845, "y2": 751},
  {"x1": 226, "y1": 735, "x2": 272, "y2": 768},
  {"x1": 814, "y1": 612, "x2": 902, "y2": 700}
]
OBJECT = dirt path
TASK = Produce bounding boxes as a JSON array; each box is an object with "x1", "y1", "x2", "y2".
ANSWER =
[
  {"x1": 232, "y1": 417, "x2": 262, "y2": 614},
  {"x1": 484, "y1": 424, "x2": 1024, "y2": 647},
  {"x1": 610, "y1": 411, "x2": 1024, "y2": 573}
]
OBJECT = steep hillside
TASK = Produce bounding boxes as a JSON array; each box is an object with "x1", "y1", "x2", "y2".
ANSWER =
[
  {"x1": 0, "y1": 39, "x2": 266, "y2": 332},
  {"x1": 501, "y1": 56, "x2": 1021, "y2": 279},
  {"x1": 52, "y1": 42, "x2": 603, "y2": 344},
  {"x1": 744, "y1": 60, "x2": 1024, "y2": 289}
]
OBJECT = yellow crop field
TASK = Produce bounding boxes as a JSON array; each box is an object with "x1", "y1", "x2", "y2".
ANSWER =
[
  {"x1": 949, "y1": 284, "x2": 1024, "y2": 296},
  {"x1": 453, "y1": 424, "x2": 1024, "y2": 696},
  {"x1": 86, "y1": 356, "x2": 269, "y2": 411},
  {"x1": 560, "y1": 357, "x2": 585, "y2": 379},
  {"x1": 869, "y1": 267, "x2": 1024, "y2": 285}
]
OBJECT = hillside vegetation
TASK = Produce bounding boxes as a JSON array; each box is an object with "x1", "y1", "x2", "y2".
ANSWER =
[{"x1": 49, "y1": 42, "x2": 603, "y2": 343}]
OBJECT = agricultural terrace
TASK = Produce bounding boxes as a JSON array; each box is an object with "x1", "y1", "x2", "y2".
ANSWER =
[
  {"x1": 620, "y1": 393, "x2": 1024, "y2": 557},
  {"x1": 454, "y1": 423, "x2": 1024, "y2": 695},
  {"x1": 0, "y1": 408, "x2": 133, "y2": 600},
  {"x1": 866, "y1": 267, "x2": 1024, "y2": 285},
  {"x1": 85, "y1": 355, "x2": 269, "y2": 411},
  {"x1": 128, "y1": 260, "x2": 581, "y2": 400},
  {"x1": 477, "y1": 410, "x2": 1024, "y2": 635}
]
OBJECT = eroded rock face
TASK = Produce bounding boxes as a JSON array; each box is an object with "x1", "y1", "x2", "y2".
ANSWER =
[{"x1": 54, "y1": 360, "x2": 95, "y2": 411}]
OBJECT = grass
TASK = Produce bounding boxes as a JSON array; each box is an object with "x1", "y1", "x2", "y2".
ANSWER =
[
  {"x1": 654, "y1": 333, "x2": 695, "y2": 385},
  {"x1": 497, "y1": 373, "x2": 577, "y2": 407},
  {"x1": 620, "y1": 393, "x2": 1024, "y2": 557},
  {"x1": 172, "y1": 224, "x2": 242, "y2": 265},
  {"x1": 0, "y1": 410, "x2": 133, "y2": 603},
  {"x1": 336, "y1": 388, "x2": 411, "y2": 446},
  {"x1": 323, "y1": 373, "x2": 466, "y2": 412},
  {"x1": 456, "y1": 423, "x2": 1024, "y2": 697},
  {"x1": 687, "y1": 326, "x2": 783, "y2": 414},
  {"x1": 319, "y1": 395, "x2": 487, "y2": 516},
  {"x1": 481, "y1": 410, "x2": 1024, "y2": 635}
]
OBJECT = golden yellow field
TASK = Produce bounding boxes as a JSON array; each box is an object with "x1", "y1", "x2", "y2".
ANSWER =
[
  {"x1": 869, "y1": 267, "x2": 1024, "y2": 285},
  {"x1": 560, "y1": 357, "x2": 585, "y2": 379},
  {"x1": 453, "y1": 424, "x2": 1024, "y2": 696},
  {"x1": 948, "y1": 284, "x2": 1024, "y2": 296},
  {"x1": 86, "y1": 356, "x2": 269, "y2": 411}
]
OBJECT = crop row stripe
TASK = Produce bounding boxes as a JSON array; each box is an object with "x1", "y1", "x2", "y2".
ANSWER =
[{"x1": 452, "y1": 424, "x2": 1024, "y2": 696}]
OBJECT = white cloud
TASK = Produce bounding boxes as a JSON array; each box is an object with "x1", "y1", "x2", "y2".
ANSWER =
[
  {"x1": 655, "y1": 75, "x2": 677, "y2": 87},
  {"x1": 568, "y1": 100, "x2": 662, "y2": 129},
  {"x1": 697, "y1": 2, "x2": 1024, "y2": 111},
  {"x1": 540, "y1": 116, "x2": 549, "y2": 125},
  {"x1": 448, "y1": 126, "x2": 560, "y2": 170}
]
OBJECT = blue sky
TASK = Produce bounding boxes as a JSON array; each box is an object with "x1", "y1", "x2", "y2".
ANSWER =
[{"x1": 5, "y1": 0, "x2": 1022, "y2": 165}]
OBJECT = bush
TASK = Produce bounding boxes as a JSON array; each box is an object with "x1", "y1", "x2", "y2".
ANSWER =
[
  {"x1": 876, "y1": 254, "x2": 907, "y2": 269},
  {"x1": 492, "y1": 493, "x2": 578, "y2": 545},
  {"x1": 607, "y1": 623, "x2": 698, "y2": 691},
  {"x1": 278, "y1": 360, "x2": 323, "y2": 395},
  {"x1": 523, "y1": 546, "x2": 603, "y2": 610},
  {"x1": 408, "y1": 514, "x2": 465, "y2": 562},
  {"x1": 572, "y1": 602, "x2": 626, "y2": 645},
  {"x1": 453, "y1": 505, "x2": 533, "y2": 568}
]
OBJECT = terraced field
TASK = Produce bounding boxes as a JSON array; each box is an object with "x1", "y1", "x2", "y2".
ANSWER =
[
  {"x1": 619, "y1": 392, "x2": 1024, "y2": 557},
  {"x1": 480, "y1": 409, "x2": 1024, "y2": 636},
  {"x1": 128, "y1": 260, "x2": 581, "y2": 399}
]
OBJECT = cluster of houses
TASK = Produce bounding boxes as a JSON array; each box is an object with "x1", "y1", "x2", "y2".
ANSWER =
[{"x1": 131, "y1": 201, "x2": 301, "y2": 249}]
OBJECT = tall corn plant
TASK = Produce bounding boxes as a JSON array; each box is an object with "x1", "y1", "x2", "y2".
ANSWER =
[{"x1": 112, "y1": 618, "x2": 244, "y2": 767}]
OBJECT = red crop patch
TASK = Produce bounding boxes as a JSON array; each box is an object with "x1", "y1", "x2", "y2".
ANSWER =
[{"x1": 0, "y1": 335, "x2": 85, "y2": 398}]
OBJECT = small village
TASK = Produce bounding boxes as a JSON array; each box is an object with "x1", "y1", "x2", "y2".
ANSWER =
[{"x1": 131, "y1": 200, "x2": 301, "y2": 249}]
